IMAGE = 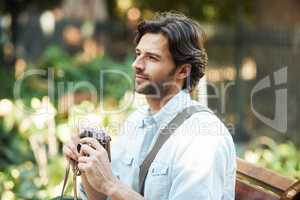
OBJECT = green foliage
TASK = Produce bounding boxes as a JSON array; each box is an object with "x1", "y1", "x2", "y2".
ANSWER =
[
  {"x1": 0, "y1": 157, "x2": 69, "y2": 199},
  {"x1": 0, "y1": 162, "x2": 40, "y2": 199},
  {"x1": 0, "y1": 124, "x2": 33, "y2": 168},
  {"x1": 0, "y1": 44, "x2": 134, "y2": 199},
  {"x1": 38, "y1": 45, "x2": 133, "y2": 101},
  {"x1": 243, "y1": 136, "x2": 300, "y2": 179}
]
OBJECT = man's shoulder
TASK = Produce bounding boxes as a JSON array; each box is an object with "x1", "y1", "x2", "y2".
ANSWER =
[
  {"x1": 170, "y1": 106, "x2": 235, "y2": 157},
  {"x1": 168, "y1": 110, "x2": 236, "y2": 171},
  {"x1": 181, "y1": 105, "x2": 229, "y2": 136}
]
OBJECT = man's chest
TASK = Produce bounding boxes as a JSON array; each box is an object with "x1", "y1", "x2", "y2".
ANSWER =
[{"x1": 114, "y1": 134, "x2": 178, "y2": 200}]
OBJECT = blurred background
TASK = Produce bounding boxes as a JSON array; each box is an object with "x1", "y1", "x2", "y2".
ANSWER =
[{"x1": 0, "y1": 0, "x2": 299, "y2": 199}]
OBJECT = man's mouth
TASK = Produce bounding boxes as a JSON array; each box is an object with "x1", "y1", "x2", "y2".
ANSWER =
[{"x1": 135, "y1": 74, "x2": 149, "y2": 81}]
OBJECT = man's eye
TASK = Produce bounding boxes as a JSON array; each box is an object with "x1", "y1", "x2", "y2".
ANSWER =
[
  {"x1": 135, "y1": 52, "x2": 140, "y2": 58},
  {"x1": 149, "y1": 56, "x2": 158, "y2": 61}
]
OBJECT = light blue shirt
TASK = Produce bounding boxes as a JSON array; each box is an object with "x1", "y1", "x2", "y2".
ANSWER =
[{"x1": 80, "y1": 90, "x2": 236, "y2": 200}]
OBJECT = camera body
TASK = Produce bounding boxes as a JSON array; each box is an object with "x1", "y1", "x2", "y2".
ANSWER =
[{"x1": 77, "y1": 129, "x2": 111, "y2": 161}]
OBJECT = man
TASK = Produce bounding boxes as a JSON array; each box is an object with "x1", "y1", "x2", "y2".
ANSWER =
[{"x1": 63, "y1": 12, "x2": 236, "y2": 200}]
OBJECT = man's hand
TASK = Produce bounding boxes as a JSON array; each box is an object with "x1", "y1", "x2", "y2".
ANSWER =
[
  {"x1": 77, "y1": 137, "x2": 118, "y2": 196},
  {"x1": 63, "y1": 135, "x2": 80, "y2": 162}
]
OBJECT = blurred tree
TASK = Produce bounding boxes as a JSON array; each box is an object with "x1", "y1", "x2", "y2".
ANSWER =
[
  {"x1": 0, "y1": 0, "x2": 63, "y2": 65},
  {"x1": 133, "y1": 0, "x2": 253, "y2": 25}
]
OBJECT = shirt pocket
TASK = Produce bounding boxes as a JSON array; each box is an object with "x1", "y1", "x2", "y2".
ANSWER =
[{"x1": 145, "y1": 162, "x2": 170, "y2": 200}]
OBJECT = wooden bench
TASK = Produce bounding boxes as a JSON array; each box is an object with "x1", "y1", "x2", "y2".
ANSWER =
[{"x1": 236, "y1": 158, "x2": 300, "y2": 200}]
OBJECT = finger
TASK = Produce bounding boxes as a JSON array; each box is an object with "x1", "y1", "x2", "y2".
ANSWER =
[
  {"x1": 78, "y1": 155, "x2": 91, "y2": 163},
  {"x1": 80, "y1": 137, "x2": 102, "y2": 151},
  {"x1": 70, "y1": 143, "x2": 81, "y2": 156},
  {"x1": 63, "y1": 145, "x2": 78, "y2": 161},
  {"x1": 67, "y1": 144, "x2": 80, "y2": 159},
  {"x1": 77, "y1": 163, "x2": 89, "y2": 172},
  {"x1": 80, "y1": 144, "x2": 96, "y2": 156}
]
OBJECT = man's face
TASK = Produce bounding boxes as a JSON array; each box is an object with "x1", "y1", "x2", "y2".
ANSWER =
[{"x1": 132, "y1": 33, "x2": 177, "y2": 96}]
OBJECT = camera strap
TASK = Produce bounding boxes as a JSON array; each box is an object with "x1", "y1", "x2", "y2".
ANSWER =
[{"x1": 60, "y1": 159, "x2": 81, "y2": 200}]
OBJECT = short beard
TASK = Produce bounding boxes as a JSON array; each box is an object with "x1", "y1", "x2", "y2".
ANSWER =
[
  {"x1": 135, "y1": 74, "x2": 176, "y2": 98},
  {"x1": 134, "y1": 69, "x2": 177, "y2": 97},
  {"x1": 134, "y1": 81, "x2": 163, "y2": 96}
]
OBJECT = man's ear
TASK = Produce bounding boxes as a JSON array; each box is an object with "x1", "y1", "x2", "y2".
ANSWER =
[{"x1": 176, "y1": 64, "x2": 192, "y2": 80}]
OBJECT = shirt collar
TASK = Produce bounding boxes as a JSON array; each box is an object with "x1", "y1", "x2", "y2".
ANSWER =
[
  {"x1": 150, "y1": 89, "x2": 192, "y2": 129},
  {"x1": 136, "y1": 89, "x2": 193, "y2": 129}
]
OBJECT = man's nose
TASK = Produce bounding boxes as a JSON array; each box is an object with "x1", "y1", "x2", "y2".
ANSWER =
[{"x1": 132, "y1": 56, "x2": 145, "y2": 71}]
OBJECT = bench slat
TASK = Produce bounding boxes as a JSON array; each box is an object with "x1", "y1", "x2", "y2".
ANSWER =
[
  {"x1": 236, "y1": 180, "x2": 280, "y2": 200},
  {"x1": 237, "y1": 158, "x2": 296, "y2": 193}
]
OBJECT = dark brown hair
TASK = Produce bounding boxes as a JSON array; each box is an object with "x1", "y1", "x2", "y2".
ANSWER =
[{"x1": 134, "y1": 12, "x2": 208, "y2": 92}]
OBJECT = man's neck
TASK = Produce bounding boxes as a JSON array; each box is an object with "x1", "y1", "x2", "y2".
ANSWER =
[{"x1": 145, "y1": 88, "x2": 181, "y2": 114}]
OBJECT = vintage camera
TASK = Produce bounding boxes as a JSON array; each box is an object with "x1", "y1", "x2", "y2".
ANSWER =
[
  {"x1": 59, "y1": 129, "x2": 111, "y2": 200},
  {"x1": 77, "y1": 129, "x2": 111, "y2": 161}
]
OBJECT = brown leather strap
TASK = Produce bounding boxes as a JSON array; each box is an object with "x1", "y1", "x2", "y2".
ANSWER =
[
  {"x1": 60, "y1": 160, "x2": 80, "y2": 200},
  {"x1": 73, "y1": 171, "x2": 78, "y2": 200},
  {"x1": 60, "y1": 160, "x2": 71, "y2": 200},
  {"x1": 138, "y1": 105, "x2": 212, "y2": 195}
]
